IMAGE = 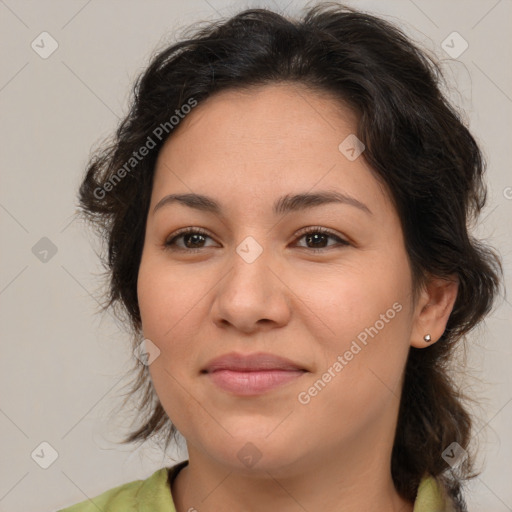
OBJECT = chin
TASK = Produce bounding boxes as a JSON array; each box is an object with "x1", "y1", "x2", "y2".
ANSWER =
[{"x1": 208, "y1": 430, "x2": 303, "y2": 472}]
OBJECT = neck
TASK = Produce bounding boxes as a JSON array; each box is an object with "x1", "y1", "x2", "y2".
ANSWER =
[{"x1": 171, "y1": 436, "x2": 414, "y2": 512}]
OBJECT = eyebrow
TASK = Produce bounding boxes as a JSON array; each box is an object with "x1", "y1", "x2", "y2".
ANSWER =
[{"x1": 152, "y1": 190, "x2": 372, "y2": 217}]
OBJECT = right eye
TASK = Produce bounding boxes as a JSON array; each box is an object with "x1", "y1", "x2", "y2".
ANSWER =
[{"x1": 164, "y1": 227, "x2": 217, "y2": 252}]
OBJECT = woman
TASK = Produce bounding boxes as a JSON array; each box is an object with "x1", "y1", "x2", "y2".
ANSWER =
[{"x1": 58, "y1": 3, "x2": 502, "y2": 511}]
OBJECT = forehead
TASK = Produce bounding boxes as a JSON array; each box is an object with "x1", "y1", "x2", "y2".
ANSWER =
[
  {"x1": 151, "y1": 83, "x2": 390, "y2": 217},
  {"x1": 163, "y1": 82, "x2": 358, "y2": 151}
]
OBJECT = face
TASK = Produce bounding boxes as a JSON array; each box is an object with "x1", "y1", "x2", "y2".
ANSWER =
[{"x1": 137, "y1": 83, "x2": 420, "y2": 475}]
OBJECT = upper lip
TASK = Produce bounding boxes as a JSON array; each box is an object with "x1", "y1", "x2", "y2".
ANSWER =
[{"x1": 202, "y1": 352, "x2": 307, "y2": 373}]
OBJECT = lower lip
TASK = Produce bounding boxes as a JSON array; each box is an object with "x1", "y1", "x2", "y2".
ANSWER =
[{"x1": 206, "y1": 369, "x2": 306, "y2": 395}]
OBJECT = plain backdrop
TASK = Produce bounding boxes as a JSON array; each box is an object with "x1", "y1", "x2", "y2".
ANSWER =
[{"x1": 0, "y1": 1, "x2": 511, "y2": 511}]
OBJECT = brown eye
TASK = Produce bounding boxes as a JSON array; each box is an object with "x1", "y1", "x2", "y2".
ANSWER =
[
  {"x1": 294, "y1": 227, "x2": 349, "y2": 252},
  {"x1": 165, "y1": 228, "x2": 215, "y2": 252}
]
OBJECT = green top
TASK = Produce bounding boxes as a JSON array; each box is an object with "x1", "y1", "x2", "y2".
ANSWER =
[{"x1": 57, "y1": 460, "x2": 456, "y2": 511}]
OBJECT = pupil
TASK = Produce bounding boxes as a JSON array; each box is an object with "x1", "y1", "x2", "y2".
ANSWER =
[
  {"x1": 307, "y1": 233, "x2": 326, "y2": 247},
  {"x1": 186, "y1": 234, "x2": 204, "y2": 248}
]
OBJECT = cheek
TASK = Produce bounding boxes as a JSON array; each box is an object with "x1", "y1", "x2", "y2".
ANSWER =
[
  {"x1": 294, "y1": 257, "x2": 410, "y2": 343},
  {"x1": 137, "y1": 252, "x2": 204, "y2": 340},
  {"x1": 296, "y1": 305, "x2": 411, "y2": 444},
  {"x1": 297, "y1": 259, "x2": 412, "y2": 410},
  {"x1": 136, "y1": 253, "x2": 210, "y2": 404}
]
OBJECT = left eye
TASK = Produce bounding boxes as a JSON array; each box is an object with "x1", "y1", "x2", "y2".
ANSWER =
[
  {"x1": 294, "y1": 227, "x2": 349, "y2": 252},
  {"x1": 164, "y1": 227, "x2": 349, "y2": 252}
]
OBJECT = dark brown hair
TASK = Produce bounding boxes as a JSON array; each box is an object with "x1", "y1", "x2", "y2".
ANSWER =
[{"x1": 77, "y1": 3, "x2": 502, "y2": 509}]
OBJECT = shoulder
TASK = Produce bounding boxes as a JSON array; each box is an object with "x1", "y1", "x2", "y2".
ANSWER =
[
  {"x1": 56, "y1": 467, "x2": 174, "y2": 512},
  {"x1": 414, "y1": 474, "x2": 459, "y2": 512}
]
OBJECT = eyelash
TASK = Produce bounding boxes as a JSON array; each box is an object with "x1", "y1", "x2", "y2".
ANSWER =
[{"x1": 164, "y1": 226, "x2": 349, "y2": 253}]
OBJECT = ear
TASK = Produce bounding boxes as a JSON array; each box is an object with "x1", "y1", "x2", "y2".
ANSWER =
[{"x1": 410, "y1": 274, "x2": 459, "y2": 348}]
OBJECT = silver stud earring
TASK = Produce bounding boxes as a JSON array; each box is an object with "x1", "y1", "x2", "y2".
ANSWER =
[{"x1": 423, "y1": 334, "x2": 432, "y2": 342}]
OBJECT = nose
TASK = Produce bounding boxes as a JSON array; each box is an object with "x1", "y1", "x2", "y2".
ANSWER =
[{"x1": 211, "y1": 240, "x2": 292, "y2": 335}]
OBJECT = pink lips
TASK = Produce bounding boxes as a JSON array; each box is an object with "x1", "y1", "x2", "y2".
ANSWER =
[{"x1": 202, "y1": 352, "x2": 307, "y2": 396}]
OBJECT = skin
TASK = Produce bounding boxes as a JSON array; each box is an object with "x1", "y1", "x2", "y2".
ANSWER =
[{"x1": 137, "y1": 83, "x2": 458, "y2": 512}]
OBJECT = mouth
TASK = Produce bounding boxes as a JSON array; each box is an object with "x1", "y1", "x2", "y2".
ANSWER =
[
  {"x1": 204, "y1": 368, "x2": 306, "y2": 395},
  {"x1": 201, "y1": 352, "x2": 308, "y2": 396}
]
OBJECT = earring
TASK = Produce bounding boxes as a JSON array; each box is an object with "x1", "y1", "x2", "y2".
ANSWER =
[{"x1": 424, "y1": 334, "x2": 432, "y2": 342}]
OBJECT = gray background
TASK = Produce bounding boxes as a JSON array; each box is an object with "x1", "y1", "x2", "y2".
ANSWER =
[{"x1": 0, "y1": 0, "x2": 511, "y2": 510}]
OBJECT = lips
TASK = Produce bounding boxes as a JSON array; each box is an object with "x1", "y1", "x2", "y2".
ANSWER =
[
  {"x1": 201, "y1": 352, "x2": 308, "y2": 395},
  {"x1": 201, "y1": 352, "x2": 306, "y2": 373}
]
